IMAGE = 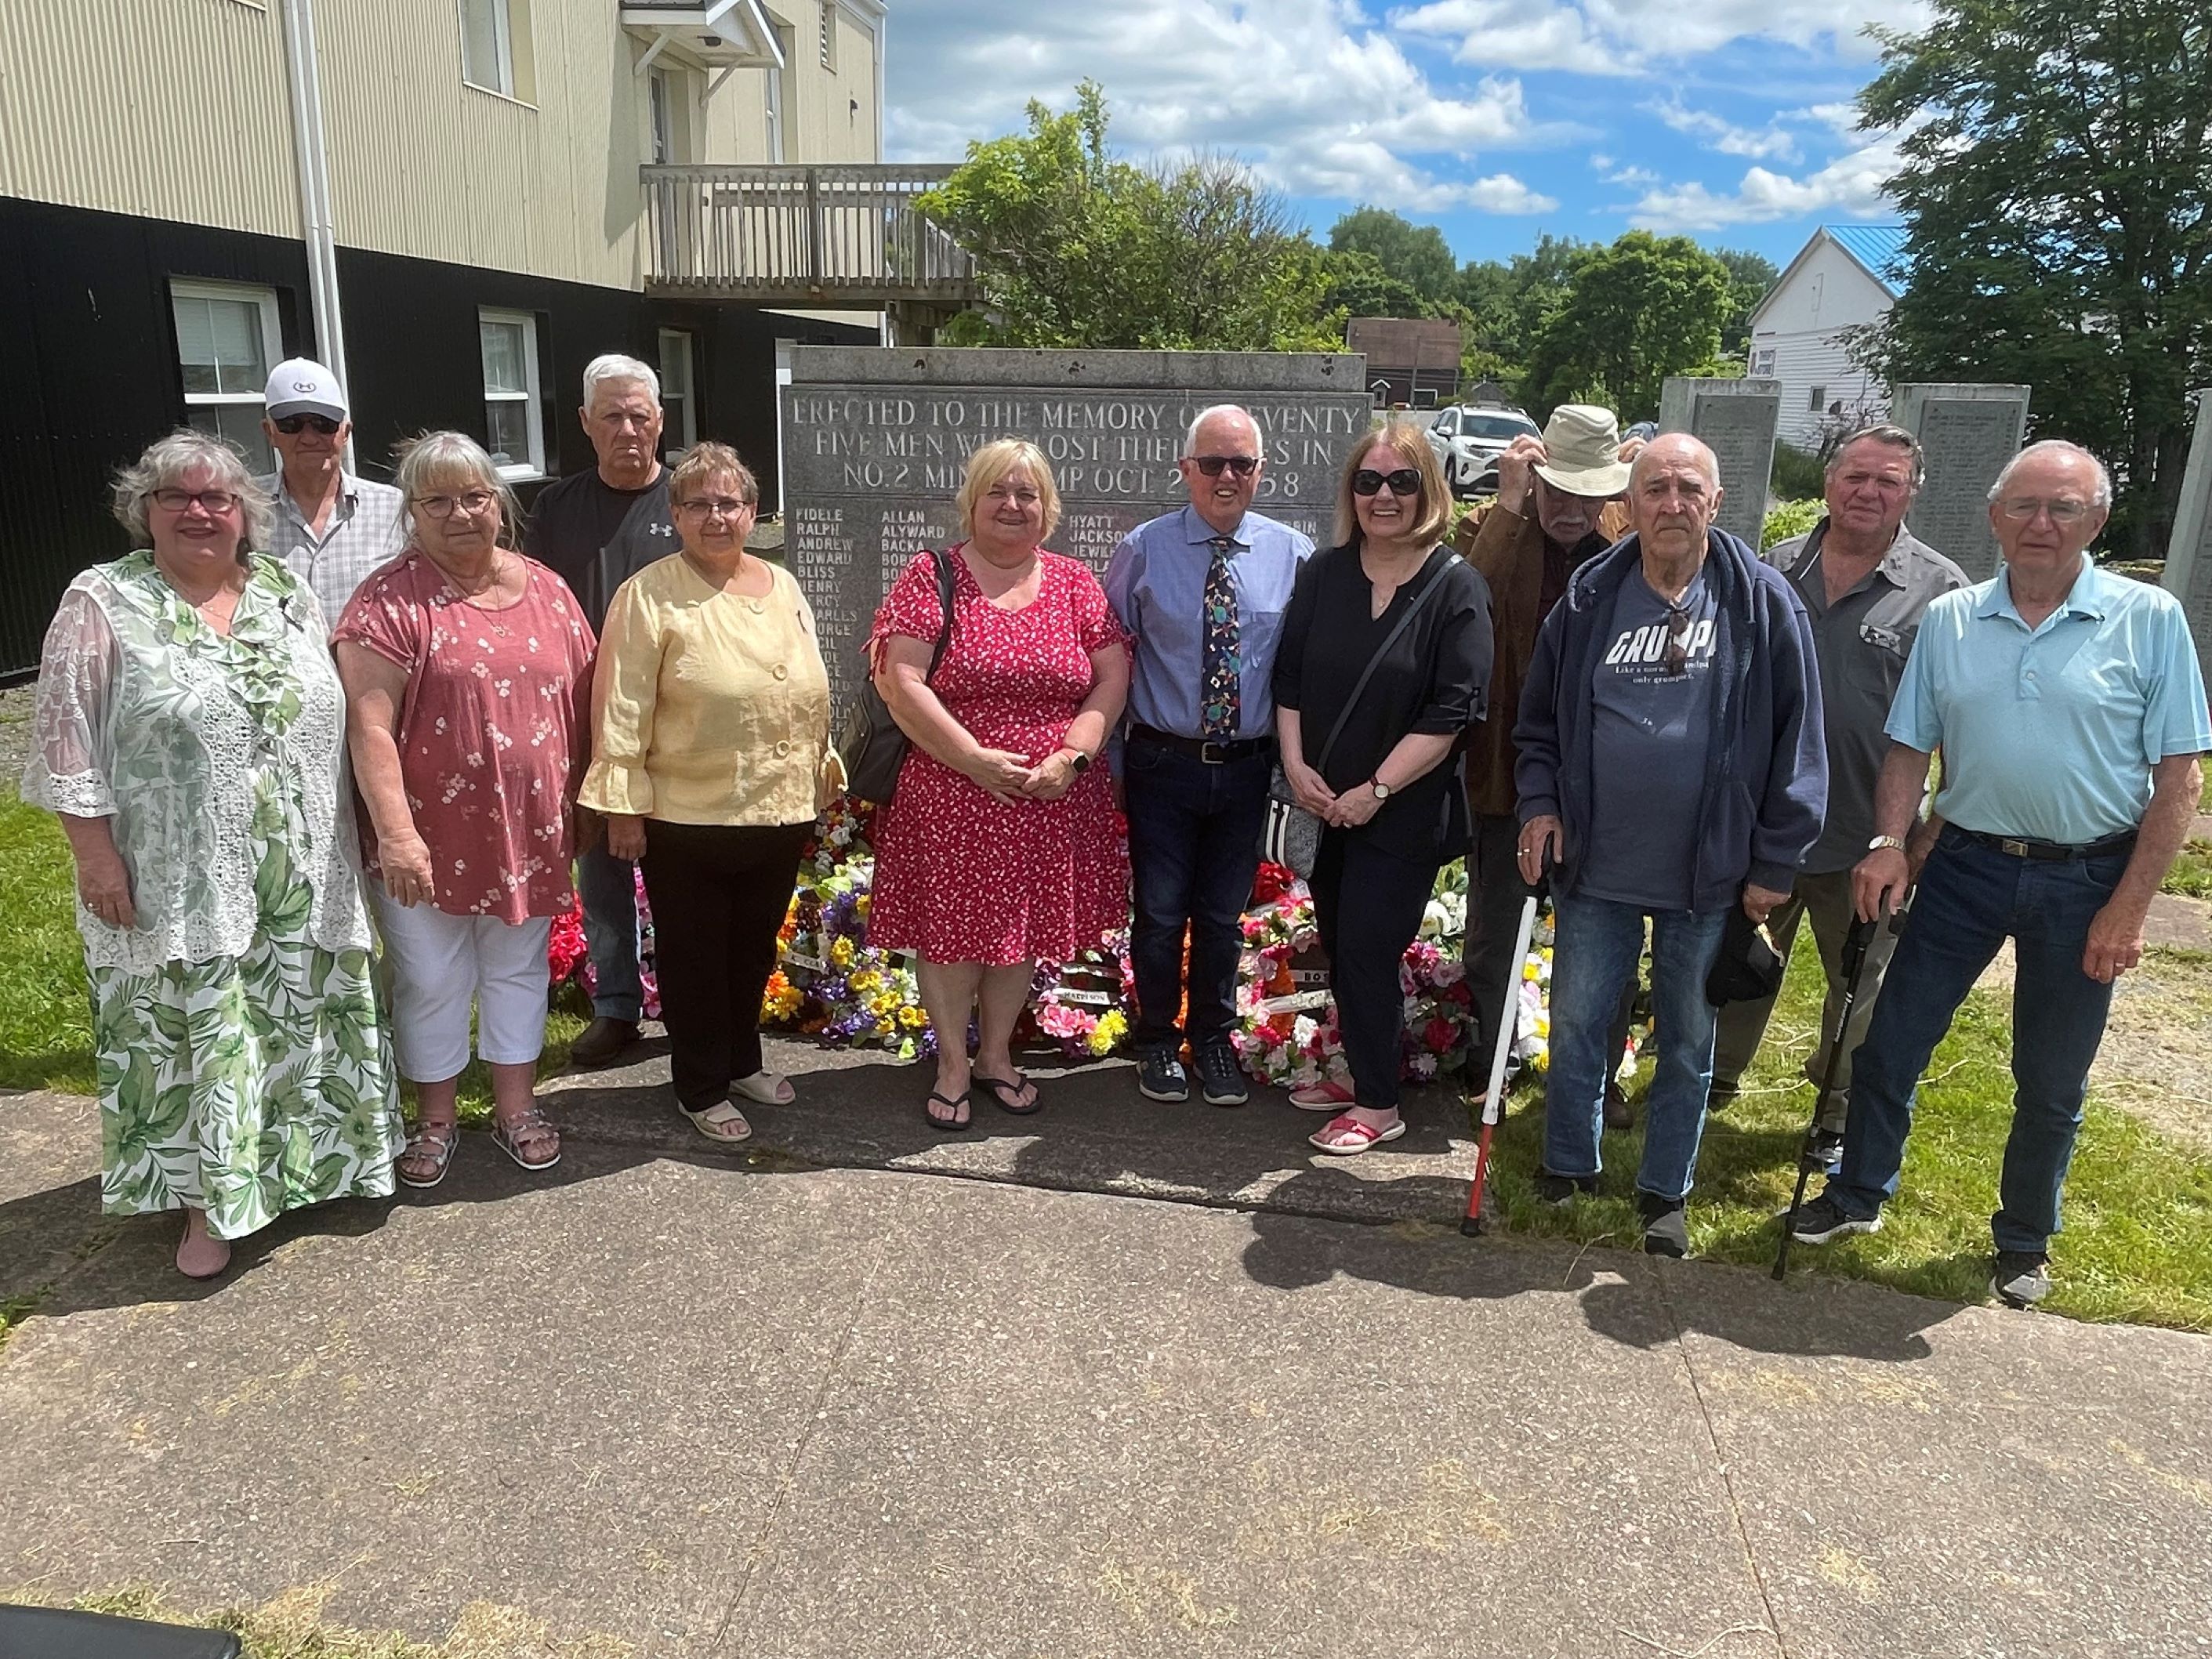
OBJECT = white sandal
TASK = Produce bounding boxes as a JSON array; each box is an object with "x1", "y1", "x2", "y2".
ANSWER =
[
  {"x1": 683, "y1": 1100, "x2": 754, "y2": 1144},
  {"x1": 731, "y1": 1070, "x2": 795, "y2": 1107}
]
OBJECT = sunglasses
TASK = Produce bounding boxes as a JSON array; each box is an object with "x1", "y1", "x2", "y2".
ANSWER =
[
  {"x1": 1663, "y1": 602, "x2": 1692, "y2": 676},
  {"x1": 1191, "y1": 455, "x2": 1259, "y2": 478},
  {"x1": 273, "y1": 414, "x2": 343, "y2": 436},
  {"x1": 1351, "y1": 467, "x2": 1423, "y2": 498}
]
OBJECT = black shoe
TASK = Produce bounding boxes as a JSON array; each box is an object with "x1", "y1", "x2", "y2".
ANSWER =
[
  {"x1": 1532, "y1": 1170, "x2": 1597, "y2": 1206},
  {"x1": 1990, "y1": 1251, "x2": 2051, "y2": 1309},
  {"x1": 1637, "y1": 1193, "x2": 1689, "y2": 1259},
  {"x1": 1602, "y1": 1080, "x2": 1634, "y2": 1132},
  {"x1": 1786, "y1": 1193, "x2": 1880, "y2": 1245},
  {"x1": 1194, "y1": 1045, "x2": 1248, "y2": 1107},
  {"x1": 571, "y1": 1016, "x2": 640, "y2": 1068},
  {"x1": 1135, "y1": 1047, "x2": 1188, "y2": 1103},
  {"x1": 1706, "y1": 1078, "x2": 1739, "y2": 1113},
  {"x1": 1806, "y1": 1128, "x2": 1846, "y2": 1174}
]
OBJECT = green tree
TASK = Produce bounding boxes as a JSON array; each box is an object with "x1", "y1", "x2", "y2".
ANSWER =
[
  {"x1": 1854, "y1": 0, "x2": 2212, "y2": 558},
  {"x1": 1713, "y1": 247, "x2": 1779, "y2": 357},
  {"x1": 1315, "y1": 248, "x2": 1430, "y2": 322},
  {"x1": 1328, "y1": 206, "x2": 1459, "y2": 302},
  {"x1": 919, "y1": 83, "x2": 1333, "y2": 351},
  {"x1": 1520, "y1": 231, "x2": 1732, "y2": 419}
]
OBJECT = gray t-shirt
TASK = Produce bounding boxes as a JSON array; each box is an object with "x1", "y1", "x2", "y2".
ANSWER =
[{"x1": 1582, "y1": 568, "x2": 1721, "y2": 911}]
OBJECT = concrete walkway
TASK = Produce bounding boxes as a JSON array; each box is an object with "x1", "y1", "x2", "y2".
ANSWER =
[{"x1": 3, "y1": 1045, "x2": 2209, "y2": 1658}]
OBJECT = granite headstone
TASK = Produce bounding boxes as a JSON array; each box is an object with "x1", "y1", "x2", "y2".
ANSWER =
[
  {"x1": 780, "y1": 348, "x2": 1373, "y2": 713},
  {"x1": 1657, "y1": 377, "x2": 1781, "y2": 548},
  {"x1": 2161, "y1": 388, "x2": 2212, "y2": 692},
  {"x1": 1893, "y1": 382, "x2": 2031, "y2": 580}
]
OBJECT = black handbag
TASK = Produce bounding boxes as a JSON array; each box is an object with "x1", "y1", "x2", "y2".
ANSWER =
[
  {"x1": 837, "y1": 549, "x2": 957, "y2": 806},
  {"x1": 1260, "y1": 554, "x2": 1455, "y2": 878}
]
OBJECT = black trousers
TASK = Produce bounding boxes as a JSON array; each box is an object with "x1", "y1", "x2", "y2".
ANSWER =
[
  {"x1": 639, "y1": 820, "x2": 812, "y2": 1112},
  {"x1": 1311, "y1": 828, "x2": 1440, "y2": 1111}
]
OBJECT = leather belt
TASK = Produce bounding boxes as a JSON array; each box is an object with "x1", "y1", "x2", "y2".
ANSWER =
[
  {"x1": 1956, "y1": 827, "x2": 2137, "y2": 862},
  {"x1": 1128, "y1": 724, "x2": 1275, "y2": 765}
]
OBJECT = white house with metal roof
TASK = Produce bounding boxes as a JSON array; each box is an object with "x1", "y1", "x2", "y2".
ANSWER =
[{"x1": 1746, "y1": 224, "x2": 1908, "y2": 452}]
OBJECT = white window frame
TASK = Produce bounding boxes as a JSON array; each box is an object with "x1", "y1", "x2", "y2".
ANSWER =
[
  {"x1": 649, "y1": 66, "x2": 676, "y2": 165},
  {"x1": 1809, "y1": 384, "x2": 1828, "y2": 413},
  {"x1": 479, "y1": 307, "x2": 546, "y2": 480},
  {"x1": 1750, "y1": 348, "x2": 1775, "y2": 377},
  {"x1": 818, "y1": 0, "x2": 836, "y2": 70},
  {"x1": 459, "y1": 0, "x2": 514, "y2": 96},
  {"x1": 658, "y1": 328, "x2": 697, "y2": 458},
  {"x1": 170, "y1": 278, "x2": 283, "y2": 470}
]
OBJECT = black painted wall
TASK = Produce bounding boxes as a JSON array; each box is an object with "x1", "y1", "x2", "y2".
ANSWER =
[{"x1": 0, "y1": 195, "x2": 873, "y2": 677}]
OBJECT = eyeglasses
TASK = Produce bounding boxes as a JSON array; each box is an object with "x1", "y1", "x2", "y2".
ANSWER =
[
  {"x1": 1191, "y1": 455, "x2": 1259, "y2": 478},
  {"x1": 148, "y1": 488, "x2": 239, "y2": 514},
  {"x1": 1996, "y1": 496, "x2": 2091, "y2": 526},
  {"x1": 676, "y1": 496, "x2": 753, "y2": 520},
  {"x1": 415, "y1": 489, "x2": 498, "y2": 520},
  {"x1": 272, "y1": 414, "x2": 342, "y2": 436},
  {"x1": 1663, "y1": 602, "x2": 1692, "y2": 676},
  {"x1": 1351, "y1": 468, "x2": 1423, "y2": 498}
]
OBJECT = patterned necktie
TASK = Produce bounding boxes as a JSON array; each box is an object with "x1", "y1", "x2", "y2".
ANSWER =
[{"x1": 1201, "y1": 534, "x2": 1242, "y2": 741}]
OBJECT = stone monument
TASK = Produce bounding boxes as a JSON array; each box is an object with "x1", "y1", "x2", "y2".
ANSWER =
[
  {"x1": 781, "y1": 347, "x2": 1373, "y2": 713},
  {"x1": 1657, "y1": 377, "x2": 1781, "y2": 548},
  {"x1": 2161, "y1": 388, "x2": 2212, "y2": 691},
  {"x1": 1893, "y1": 382, "x2": 2032, "y2": 580}
]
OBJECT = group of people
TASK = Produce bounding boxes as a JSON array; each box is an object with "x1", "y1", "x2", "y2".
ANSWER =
[{"x1": 26, "y1": 352, "x2": 2208, "y2": 1311}]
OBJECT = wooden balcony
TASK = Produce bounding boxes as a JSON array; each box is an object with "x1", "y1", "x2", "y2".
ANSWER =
[{"x1": 641, "y1": 164, "x2": 981, "y2": 308}]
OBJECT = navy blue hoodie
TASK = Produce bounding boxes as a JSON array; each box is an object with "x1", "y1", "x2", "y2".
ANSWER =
[{"x1": 1513, "y1": 527, "x2": 1826, "y2": 909}]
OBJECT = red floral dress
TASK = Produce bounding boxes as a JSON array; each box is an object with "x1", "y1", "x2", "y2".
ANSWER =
[{"x1": 866, "y1": 547, "x2": 1129, "y2": 966}]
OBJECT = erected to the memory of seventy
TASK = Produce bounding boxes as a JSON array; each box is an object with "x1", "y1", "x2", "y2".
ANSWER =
[{"x1": 780, "y1": 348, "x2": 1375, "y2": 713}]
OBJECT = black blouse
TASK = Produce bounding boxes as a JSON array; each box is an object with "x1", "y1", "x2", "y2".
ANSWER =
[{"x1": 1271, "y1": 542, "x2": 1494, "y2": 864}]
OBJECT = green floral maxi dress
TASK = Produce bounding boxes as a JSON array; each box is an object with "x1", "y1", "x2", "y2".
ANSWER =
[{"x1": 23, "y1": 552, "x2": 402, "y2": 1239}]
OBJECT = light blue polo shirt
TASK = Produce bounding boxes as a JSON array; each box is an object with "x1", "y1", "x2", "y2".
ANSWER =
[{"x1": 1886, "y1": 559, "x2": 2211, "y2": 843}]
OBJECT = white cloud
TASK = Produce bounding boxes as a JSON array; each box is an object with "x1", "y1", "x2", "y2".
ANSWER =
[
  {"x1": 1644, "y1": 95, "x2": 1800, "y2": 161},
  {"x1": 1391, "y1": 0, "x2": 1626, "y2": 74},
  {"x1": 1626, "y1": 128, "x2": 1906, "y2": 229},
  {"x1": 883, "y1": 0, "x2": 1562, "y2": 216},
  {"x1": 1392, "y1": 0, "x2": 1931, "y2": 71}
]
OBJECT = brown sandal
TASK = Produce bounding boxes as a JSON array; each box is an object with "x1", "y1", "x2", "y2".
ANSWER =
[
  {"x1": 491, "y1": 1106, "x2": 560, "y2": 1172},
  {"x1": 398, "y1": 1121, "x2": 459, "y2": 1189}
]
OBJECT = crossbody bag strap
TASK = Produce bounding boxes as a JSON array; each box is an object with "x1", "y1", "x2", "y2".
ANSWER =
[
  {"x1": 923, "y1": 546, "x2": 959, "y2": 683},
  {"x1": 1315, "y1": 551, "x2": 1453, "y2": 775}
]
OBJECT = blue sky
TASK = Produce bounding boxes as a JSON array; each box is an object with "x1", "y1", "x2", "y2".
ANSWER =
[{"x1": 882, "y1": 0, "x2": 1927, "y2": 267}]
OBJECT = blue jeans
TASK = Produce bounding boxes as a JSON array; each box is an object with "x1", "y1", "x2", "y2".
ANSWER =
[
  {"x1": 1545, "y1": 890, "x2": 1730, "y2": 1201},
  {"x1": 577, "y1": 845, "x2": 644, "y2": 1021},
  {"x1": 1122, "y1": 737, "x2": 1273, "y2": 1052},
  {"x1": 1826, "y1": 826, "x2": 2126, "y2": 1256}
]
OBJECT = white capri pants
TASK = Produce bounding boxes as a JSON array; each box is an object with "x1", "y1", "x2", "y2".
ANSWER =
[{"x1": 374, "y1": 892, "x2": 554, "y2": 1083}]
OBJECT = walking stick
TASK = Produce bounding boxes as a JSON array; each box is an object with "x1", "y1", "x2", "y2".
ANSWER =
[
  {"x1": 1771, "y1": 910, "x2": 1885, "y2": 1280},
  {"x1": 1461, "y1": 866, "x2": 1549, "y2": 1237}
]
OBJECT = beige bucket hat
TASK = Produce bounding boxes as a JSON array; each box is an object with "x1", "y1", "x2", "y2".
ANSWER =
[{"x1": 1533, "y1": 404, "x2": 1633, "y2": 498}]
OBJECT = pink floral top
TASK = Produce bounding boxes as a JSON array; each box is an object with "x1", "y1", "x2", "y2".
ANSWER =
[{"x1": 333, "y1": 549, "x2": 596, "y2": 922}]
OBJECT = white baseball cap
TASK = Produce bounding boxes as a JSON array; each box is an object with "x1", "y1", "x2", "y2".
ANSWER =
[{"x1": 263, "y1": 357, "x2": 349, "y2": 422}]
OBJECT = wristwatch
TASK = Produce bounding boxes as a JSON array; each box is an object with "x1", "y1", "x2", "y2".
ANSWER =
[
  {"x1": 1867, "y1": 835, "x2": 1906, "y2": 853},
  {"x1": 1371, "y1": 777, "x2": 1393, "y2": 802},
  {"x1": 1064, "y1": 748, "x2": 1093, "y2": 774}
]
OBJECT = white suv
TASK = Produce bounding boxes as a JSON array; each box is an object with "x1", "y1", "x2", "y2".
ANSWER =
[{"x1": 1427, "y1": 405, "x2": 1540, "y2": 498}]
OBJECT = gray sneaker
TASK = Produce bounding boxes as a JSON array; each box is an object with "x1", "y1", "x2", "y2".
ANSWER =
[
  {"x1": 1194, "y1": 1045, "x2": 1249, "y2": 1107},
  {"x1": 1135, "y1": 1047, "x2": 1188, "y2": 1103},
  {"x1": 1990, "y1": 1251, "x2": 2051, "y2": 1309},
  {"x1": 1787, "y1": 1193, "x2": 1881, "y2": 1244},
  {"x1": 1638, "y1": 1193, "x2": 1689, "y2": 1259}
]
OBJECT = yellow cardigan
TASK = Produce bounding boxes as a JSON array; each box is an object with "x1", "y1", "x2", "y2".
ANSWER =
[{"x1": 581, "y1": 553, "x2": 843, "y2": 826}]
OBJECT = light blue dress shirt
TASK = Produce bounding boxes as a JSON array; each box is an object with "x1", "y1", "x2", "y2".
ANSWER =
[
  {"x1": 1103, "y1": 505, "x2": 1313, "y2": 742},
  {"x1": 1886, "y1": 559, "x2": 2212, "y2": 843}
]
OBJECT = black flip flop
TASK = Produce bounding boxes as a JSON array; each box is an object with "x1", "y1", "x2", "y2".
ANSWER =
[
  {"x1": 924, "y1": 1089, "x2": 972, "y2": 1131},
  {"x1": 974, "y1": 1073, "x2": 1040, "y2": 1116}
]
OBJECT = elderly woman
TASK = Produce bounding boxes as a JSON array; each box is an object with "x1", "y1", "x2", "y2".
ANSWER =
[
  {"x1": 22, "y1": 431, "x2": 401, "y2": 1277},
  {"x1": 582, "y1": 443, "x2": 840, "y2": 1145},
  {"x1": 869, "y1": 439, "x2": 1130, "y2": 1130},
  {"x1": 1275, "y1": 423, "x2": 1494, "y2": 1153},
  {"x1": 333, "y1": 432, "x2": 594, "y2": 1186}
]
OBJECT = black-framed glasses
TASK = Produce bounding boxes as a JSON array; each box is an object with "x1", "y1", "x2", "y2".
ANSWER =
[
  {"x1": 1191, "y1": 455, "x2": 1259, "y2": 478},
  {"x1": 273, "y1": 414, "x2": 342, "y2": 436},
  {"x1": 1663, "y1": 602, "x2": 1692, "y2": 676},
  {"x1": 1351, "y1": 467, "x2": 1422, "y2": 498},
  {"x1": 149, "y1": 488, "x2": 240, "y2": 514},
  {"x1": 416, "y1": 489, "x2": 498, "y2": 520}
]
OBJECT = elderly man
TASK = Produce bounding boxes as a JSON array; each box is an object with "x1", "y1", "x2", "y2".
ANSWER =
[
  {"x1": 1708, "y1": 426, "x2": 1968, "y2": 1164},
  {"x1": 524, "y1": 353, "x2": 680, "y2": 1067},
  {"x1": 1790, "y1": 440, "x2": 2210, "y2": 1307},
  {"x1": 1104, "y1": 404, "x2": 1313, "y2": 1106},
  {"x1": 1516, "y1": 433, "x2": 1826, "y2": 1256},
  {"x1": 254, "y1": 357, "x2": 406, "y2": 629},
  {"x1": 1456, "y1": 404, "x2": 1635, "y2": 1119}
]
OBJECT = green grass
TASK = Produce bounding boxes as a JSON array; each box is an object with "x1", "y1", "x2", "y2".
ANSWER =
[
  {"x1": 1483, "y1": 930, "x2": 2212, "y2": 1331},
  {"x1": 0, "y1": 783, "x2": 582, "y2": 1114}
]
